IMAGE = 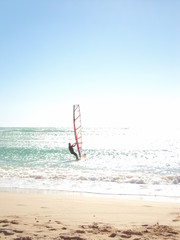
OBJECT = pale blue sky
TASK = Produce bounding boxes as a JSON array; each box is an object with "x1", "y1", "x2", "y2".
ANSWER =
[{"x1": 0, "y1": 0, "x2": 180, "y2": 128}]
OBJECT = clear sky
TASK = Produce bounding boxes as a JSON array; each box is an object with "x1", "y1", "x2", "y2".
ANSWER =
[{"x1": 0, "y1": 0, "x2": 180, "y2": 128}]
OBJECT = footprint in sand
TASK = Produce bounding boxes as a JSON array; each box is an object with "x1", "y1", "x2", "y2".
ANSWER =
[
  {"x1": 75, "y1": 230, "x2": 86, "y2": 234},
  {"x1": 0, "y1": 219, "x2": 20, "y2": 225},
  {"x1": 172, "y1": 214, "x2": 180, "y2": 222},
  {"x1": 109, "y1": 232, "x2": 116, "y2": 237},
  {"x1": 0, "y1": 219, "x2": 9, "y2": 224},
  {"x1": 0, "y1": 229, "x2": 14, "y2": 236},
  {"x1": 14, "y1": 237, "x2": 32, "y2": 240},
  {"x1": 11, "y1": 220, "x2": 19, "y2": 224},
  {"x1": 55, "y1": 220, "x2": 62, "y2": 224},
  {"x1": 13, "y1": 229, "x2": 24, "y2": 233},
  {"x1": 59, "y1": 236, "x2": 85, "y2": 240}
]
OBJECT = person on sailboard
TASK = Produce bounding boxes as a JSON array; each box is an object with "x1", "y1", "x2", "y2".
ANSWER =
[{"x1": 68, "y1": 143, "x2": 78, "y2": 160}]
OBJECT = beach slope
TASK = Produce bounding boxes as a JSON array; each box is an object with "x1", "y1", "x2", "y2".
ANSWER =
[{"x1": 0, "y1": 192, "x2": 180, "y2": 239}]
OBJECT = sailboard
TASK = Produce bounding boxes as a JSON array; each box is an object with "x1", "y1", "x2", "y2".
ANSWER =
[{"x1": 73, "y1": 104, "x2": 82, "y2": 158}]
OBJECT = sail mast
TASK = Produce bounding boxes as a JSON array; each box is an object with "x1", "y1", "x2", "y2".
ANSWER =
[{"x1": 73, "y1": 104, "x2": 82, "y2": 158}]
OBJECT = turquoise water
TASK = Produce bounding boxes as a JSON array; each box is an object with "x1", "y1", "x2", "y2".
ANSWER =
[{"x1": 0, "y1": 127, "x2": 180, "y2": 200}]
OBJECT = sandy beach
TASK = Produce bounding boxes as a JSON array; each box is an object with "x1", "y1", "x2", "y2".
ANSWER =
[{"x1": 0, "y1": 191, "x2": 179, "y2": 239}]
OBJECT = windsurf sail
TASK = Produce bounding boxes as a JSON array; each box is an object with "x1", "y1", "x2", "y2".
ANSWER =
[{"x1": 73, "y1": 104, "x2": 82, "y2": 158}]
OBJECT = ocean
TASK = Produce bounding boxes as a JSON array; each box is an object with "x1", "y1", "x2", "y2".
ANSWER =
[{"x1": 0, "y1": 127, "x2": 180, "y2": 201}]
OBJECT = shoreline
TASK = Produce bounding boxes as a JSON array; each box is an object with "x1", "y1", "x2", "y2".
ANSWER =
[
  {"x1": 0, "y1": 190, "x2": 180, "y2": 239},
  {"x1": 0, "y1": 186, "x2": 180, "y2": 203}
]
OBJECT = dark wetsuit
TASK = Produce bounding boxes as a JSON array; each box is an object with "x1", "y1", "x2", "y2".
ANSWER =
[{"x1": 69, "y1": 143, "x2": 78, "y2": 160}]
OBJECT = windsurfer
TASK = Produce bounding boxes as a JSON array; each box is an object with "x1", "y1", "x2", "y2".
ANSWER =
[{"x1": 68, "y1": 143, "x2": 79, "y2": 160}]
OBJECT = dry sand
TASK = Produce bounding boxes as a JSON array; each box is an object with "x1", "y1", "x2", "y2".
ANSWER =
[{"x1": 0, "y1": 191, "x2": 180, "y2": 239}]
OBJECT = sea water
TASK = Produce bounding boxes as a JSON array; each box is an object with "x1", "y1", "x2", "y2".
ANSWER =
[{"x1": 0, "y1": 127, "x2": 180, "y2": 201}]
